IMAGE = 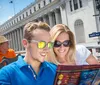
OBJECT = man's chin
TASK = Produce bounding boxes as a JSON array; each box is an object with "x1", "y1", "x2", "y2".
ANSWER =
[
  {"x1": 41, "y1": 60, "x2": 45, "y2": 62},
  {"x1": 40, "y1": 59, "x2": 46, "y2": 62}
]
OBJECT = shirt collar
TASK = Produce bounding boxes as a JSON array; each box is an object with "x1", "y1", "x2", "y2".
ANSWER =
[
  {"x1": 16, "y1": 55, "x2": 28, "y2": 68},
  {"x1": 16, "y1": 55, "x2": 49, "y2": 69},
  {"x1": 40, "y1": 61, "x2": 50, "y2": 69}
]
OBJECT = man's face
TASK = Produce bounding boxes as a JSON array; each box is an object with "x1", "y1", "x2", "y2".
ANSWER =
[
  {"x1": 0, "y1": 42, "x2": 9, "y2": 53},
  {"x1": 27, "y1": 29, "x2": 51, "y2": 63}
]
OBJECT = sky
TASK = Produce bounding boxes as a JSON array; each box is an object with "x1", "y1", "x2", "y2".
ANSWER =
[{"x1": 0, "y1": 0, "x2": 35, "y2": 25}]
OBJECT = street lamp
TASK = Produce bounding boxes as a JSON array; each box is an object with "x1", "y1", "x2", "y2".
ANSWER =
[
  {"x1": 93, "y1": 0, "x2": 100, "y2": 44},
  {"x1": 95, "y1": 0, "x2": 100, "y2": 44},
  {"x1": 95, "y1": 0, "x2": 100, "y2": 12},
  {"x1": 9, "y1": 0, "x2": 15, "y2": 15},
  {"x1": 93, "y1": 0, "x2": 100, "y2": 16}
]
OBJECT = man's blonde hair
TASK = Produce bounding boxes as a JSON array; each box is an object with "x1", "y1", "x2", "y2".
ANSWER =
[{"x1": 23, "y1": 21, "x2": 50, "y2": 42}]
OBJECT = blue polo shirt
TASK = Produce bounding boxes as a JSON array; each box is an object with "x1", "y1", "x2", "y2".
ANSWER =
[{"x1": 0, "y1": 56, "x2": 57, "y2": 85}]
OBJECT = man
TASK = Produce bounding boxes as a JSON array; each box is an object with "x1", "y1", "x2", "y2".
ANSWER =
[
  {"x1": 0, "y1": 22, "x2": 57, "y2": 85},
  {"x1": 0, "y1": 36, "x2": 16, "y2": 64}
]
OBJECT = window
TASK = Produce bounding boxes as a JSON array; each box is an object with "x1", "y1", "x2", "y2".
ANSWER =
[
  {"x1": 10, "y1": 22, "x2": 11, "y2": 26},
  {"x1": 14, "y1": 20, "x2": 15, "y2": 23},
  {"x1": 73, "y1": 0, "x2": 78, "y2": 10},
  {"x1": 49, "y1": 0, "x2": 51, "y2": 3},
  {"x1": 19, "y1": 16, "x2": 21, "y2": 20},
  {"x1": 79, "y1": 0, "x2": 82, "y2": 8},
  {"x1": 34, "y1": 7, "x2": 36, "y2": 12},
  {"x1": 96, "y1": 48, "x2": 100, "y2": 53},
  {"x1": 23, "y1": 14, "x2": 24, "y2": 18},
  {"x1": 12, "y1": 22, "x2": 13, "y2": 25},
  {"x1": 17, "y1": 18, "x2": 18, "y2": 22},
  {"x1": 43, "y1": 0, "x2": 46, "y2": 6},
  {"x1": 30, "y1": 9, "x2": 32, "y2": 14},
  {"x1": 69, "y1": 0, "x2": 83, "y2": 12},
  {"x1": 26, "y1": 12, "x2": 28, "y2": 16},
  {"x1": 69, "y1": 0, "x2": 73, "y2": 11},
  {"x1": 38, "y1": 4, "x2": 40, "y2": 9},
  {"x1": 95, "y1": 0, "x2": 100, "y2": 11}
]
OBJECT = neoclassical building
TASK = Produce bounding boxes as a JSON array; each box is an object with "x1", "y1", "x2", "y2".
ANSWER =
[{"x1": 0, "y1": 0, "x2": 100, "y2": 52}]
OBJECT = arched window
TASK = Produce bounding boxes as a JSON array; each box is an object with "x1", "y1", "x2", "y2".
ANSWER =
[{"x1": 74, "y1": 19, "x2": 85, "y2": 43}]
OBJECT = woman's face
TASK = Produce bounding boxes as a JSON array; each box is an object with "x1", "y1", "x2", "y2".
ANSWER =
[{"x1": 53, "y1": 32, "x2": 70, "y2": 61}]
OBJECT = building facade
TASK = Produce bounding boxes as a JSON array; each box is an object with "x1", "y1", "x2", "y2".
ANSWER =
[{"x1": 0, "y1": 0, "x2": 100, "y2": 52}]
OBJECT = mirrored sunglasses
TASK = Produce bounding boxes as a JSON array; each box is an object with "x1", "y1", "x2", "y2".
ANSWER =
[
  {"x1": 31, "y1": 40, "x2": 53, "y2": 49},
  {"x1": 54, "y1": 40, "x2": 71, "y2": 47}
]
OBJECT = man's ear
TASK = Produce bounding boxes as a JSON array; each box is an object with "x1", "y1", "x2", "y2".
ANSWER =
[{"x1": 22, "y1": 39, "x2": 28, "y2": 47}]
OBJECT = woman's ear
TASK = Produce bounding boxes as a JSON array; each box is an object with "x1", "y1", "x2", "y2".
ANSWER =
[{"x1": 22, "y1": 39, "x2": 28, "y2": 47}]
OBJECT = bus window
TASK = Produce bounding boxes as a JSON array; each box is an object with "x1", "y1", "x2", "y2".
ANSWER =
[
  {"x1": 89, "y1": 49, "x2": 92, "y2": 52},
  {"x1": 96, "y1": 48, "x2": 100, "y2": 53}
]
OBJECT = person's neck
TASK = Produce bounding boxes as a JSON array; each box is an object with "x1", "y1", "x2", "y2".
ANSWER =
[
  {"x1": 57, "y1": 57, "x2": 66, "y2": 64},
  {"x1": 24, "y1": 55, "x2": 41, "y2": 74},
  {"x1": 31, "y1": 61, "x2": 41, "y2": 74},
  {"x1": 57, "y1": 57, "x2": 76, "y2": 65}
]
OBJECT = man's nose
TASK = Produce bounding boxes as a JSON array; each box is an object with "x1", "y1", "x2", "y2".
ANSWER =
[{"x1": 43, "y1": 45, "x2": 50, "y2": 52}]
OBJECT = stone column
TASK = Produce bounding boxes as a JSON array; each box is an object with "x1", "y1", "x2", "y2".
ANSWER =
[
  {"x1": 12, "y1": 31, "x2": 15, "y2": 50},
  {"x1": 43, "y1": 15, "x2": 49, "y2": 25},
  {"x1": 43, "y1": 15, "x2": 47, "y2": 22},
  {"x1": 60, "y1": 2, "x2": 68, "y2": 25},
  {"x1": 17, "y1": 28, "x2": 20, "y2": 51},
  {"x1": 15, "y1": 30, "x2": 18, "y2": 51},
  {"x1": 54, "y1": 8, "x2": 62, "y2": 24},
  {"x1": 38, "y1": 17, "x2": 43, "y2": 22},
  {"x1": 77, "y1": 0, "x2": 80, "y2": 8},
  {"x1": 71, "y1": 0, "x2": 74, "y2": 11},
  {"x1": 19, "y1": 27, "x2": 22, "y2": 51},
  {"x1": 34, "y1": 19, "x2": 38, "y2": 22},
  {"x1": 8, "y1": 34, "x2": 11, "y2": 48},
  {"x1": 9, "y1": 32, "x2": 12, "y2": 48},
  {"x1": 21, "y1": 27, "x2": 24, "y2": 51},
  {"x1": 48, "y1": 12, "x2": 54, "y2": 27}
]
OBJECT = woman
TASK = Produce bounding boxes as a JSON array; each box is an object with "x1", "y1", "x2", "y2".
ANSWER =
[{"x1": 48, "y1": 24, "x2": 99, "y2": 65}]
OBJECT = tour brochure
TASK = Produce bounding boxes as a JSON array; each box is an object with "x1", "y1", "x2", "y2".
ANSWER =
[{"x1": 54, "y1": 64, "x2": 100, "y2": 85}]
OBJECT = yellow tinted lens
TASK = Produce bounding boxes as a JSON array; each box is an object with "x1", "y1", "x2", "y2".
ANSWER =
[
  {"x1": 48, "y1": 42, "x2": 53, "y2": 48},
  {"x1": 38, "y1": 41, "x2": 46, "y2": 49}
]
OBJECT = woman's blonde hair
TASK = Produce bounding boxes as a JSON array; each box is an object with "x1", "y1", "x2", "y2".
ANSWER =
[{"x1": 47, "y1": 24, "x2": 76, "y2": 65}]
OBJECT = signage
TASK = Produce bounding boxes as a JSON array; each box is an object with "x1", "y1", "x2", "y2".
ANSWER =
[{"x1": 89, "y1": 32, "x2": 100, "y2": 38}]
